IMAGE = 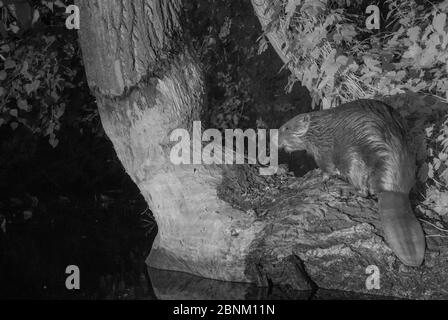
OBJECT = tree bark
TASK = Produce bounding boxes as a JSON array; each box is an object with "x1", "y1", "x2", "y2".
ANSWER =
[{"x1": 77, "y1": 0, "x2": 448, "y2": 299}]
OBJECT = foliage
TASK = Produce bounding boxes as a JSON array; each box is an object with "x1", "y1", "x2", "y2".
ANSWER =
[
  {"x1": 0, "y1": 0, "x2": 106, "y2": 221},
  {"x1": 0, "y1": 0, "x2": 100, "y2": 147},
  {"x1": 210, "y1": 69, "x2": 252, "y2": 129},
  {"x1": 262, "y1": 0, "x2": 448, "y2": 191},
  {"x1": 185, "y1": 0, "x2": 272, "y2": 131}
]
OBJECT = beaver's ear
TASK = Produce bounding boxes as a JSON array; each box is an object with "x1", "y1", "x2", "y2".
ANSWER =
[{"x1": 294, "y1": 114, "x2": 310, "y2": 136}]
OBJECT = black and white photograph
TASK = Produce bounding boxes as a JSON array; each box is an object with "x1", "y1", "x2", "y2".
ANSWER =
[{"x1": 1, "y1": 0, "x2": 448, "y2": 307}]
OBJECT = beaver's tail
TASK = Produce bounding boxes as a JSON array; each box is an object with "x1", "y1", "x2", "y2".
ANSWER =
[{"x1": 378, "y1": 191, "x2": 425, "y2": 266}]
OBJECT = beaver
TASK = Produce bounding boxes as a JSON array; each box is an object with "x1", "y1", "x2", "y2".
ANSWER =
[{"x1": 278, "y1": 99, "x2": 425, "y2": 267}]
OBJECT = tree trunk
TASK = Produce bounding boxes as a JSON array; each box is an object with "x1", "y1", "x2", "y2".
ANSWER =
[
  {"x1": 77, "y1": 0, "x2": 448, "y2": 299},
  {"x1": 76, "y1": 0, "x2": 269, "y2": 284}
]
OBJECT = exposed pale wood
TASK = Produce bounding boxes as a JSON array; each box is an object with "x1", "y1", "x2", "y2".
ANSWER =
[{"x1": 76, "y1": 0, "x2": 264, "y2": 283}]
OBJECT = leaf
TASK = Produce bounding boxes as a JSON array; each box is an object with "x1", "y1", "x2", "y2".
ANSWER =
[
  {"x1": 10, "y1": 23, "x2": 20, "y2": 34},
  {"x1": 10, "y1": 122, "x2": 18, "y2": 130},
  {"x1": 18, "y1": 117, "x2": 27, "y2": 125},
  {"x1": 419, "y1": 48, "x2": 436, "y2": 67},
  {"x1": 0, "y1": 87, "x2": 4, "y2": 97},
  {"x1": 51, "y1": 90, "x2": 60, "y2": 101},
  {"x1": 0, "y1": 44, "x2": 10, "y2": 52},
  {"x1": 335, "y1": 55, "x2": 348, "y2": 66},
  {"x1": 43, "y1": 35, "x2": 56, "y2": 46},
  {"x1": 406, "y1": 26, "x2": 421, "y2": 42},
  {"x1": 20, "y1": 61, "x2": 29, "y2": 74},
  {"x1": 4, "y1": 59, "x2": 16, "y2": 70},
  {"x1": 362, "y1": 56, "x2": 382, "y2": 73},
  {"x1": 433, "y1": 13, "x2": 446, "y2": 34},
  {"x1": 55, "y1": 104, "x2": 65, "y2": 118},
  {"x1": 285, "y1": 0, "x2": 299, "y2": 16},
  {"x1": 32, "y1": 9, "x2": 40, "y2": 25},
  {"x1": 218, "y1": 17, "x2": 231, "y2": 40},
  {"x1": 49, "y1": 136, "x2": 59, "y2": 148},
  {"x1": 44, "y1": 0, "x2": 54, "y2": 11},
  {"x1": 258, "y1": 36, "x2": 269, "y2": 55},
  {"x1": 23, "y1": 210, "x2": 33, "y2": 221},
  {"x1": 0, "y1": 70, "x2": 6, "y2": 81},
  {"x1": 15, "y1": 0, "x2": 33, "y2": 30},
  {"x1": 24, "y1": 83, "x2": 32, "y2": 94},
  {"x1": 418, "y1": 162, "x2": 429, "y2": 182},
  {"x1": 9, "y1": 109, "x2": 18, "y2": 117},
  {"x1": 434, "y1": 157, "x2": 441, "y2": 171},
  {"x1": 425, "y1": 125, "x2": 434, "y2": 137},
  {"x1": 54, "y1": 0, "x2": 66, "y2": 8},
  {"x1": 441, "y1": 168, "x2": 448, "y2": 185},
  {"x1": 428, "y1": 162, "x2": 434, "y2": 179},
  {"x1": 302, "y1": 0, "x2": 325, "y2": 16},
  {"x1": 340, "y1": 25, "x2": 357, "y2": 42},
  {"x1": 24, "y1": 80, "x2": 40, "y2": 94},
  {"x1": 18, "y1": 99, "x2": 29, "y2": 111}
]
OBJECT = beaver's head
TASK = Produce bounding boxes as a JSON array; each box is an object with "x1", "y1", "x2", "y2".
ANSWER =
[{"x1": 278, "y1": 113, "x2": 310, "y2": 152}]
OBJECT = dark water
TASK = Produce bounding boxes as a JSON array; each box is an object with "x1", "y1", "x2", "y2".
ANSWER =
[
  {"x1": 146, "y1": 267, "x2": 391, "y2": 300},
  {"x1": 0, "y1": 201, "x2": 386, "y2": 300}
]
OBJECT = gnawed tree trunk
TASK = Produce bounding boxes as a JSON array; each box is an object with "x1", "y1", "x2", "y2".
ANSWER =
[
  {"x1": 76, "y1": 0, "x2": 266, "y2": 284},
  {"x1": 77, "y1": 0, "x2": 448, "y2": 299}
]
